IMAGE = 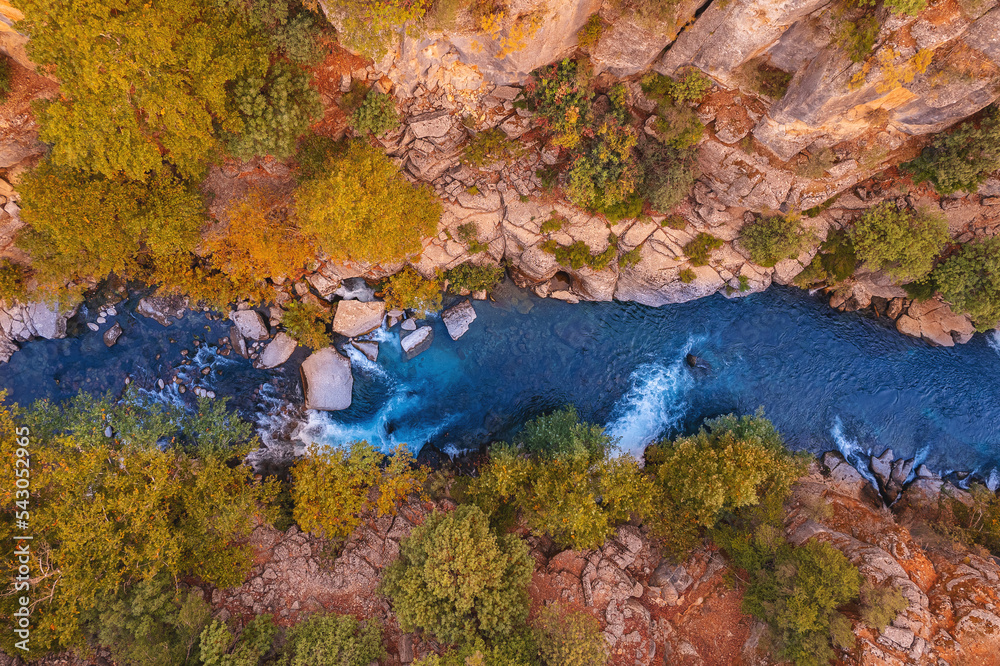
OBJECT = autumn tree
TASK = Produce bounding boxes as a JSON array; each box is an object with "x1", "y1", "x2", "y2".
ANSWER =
[{"x1": 294, "y1": 140, "x2": 441, "y2": 264}]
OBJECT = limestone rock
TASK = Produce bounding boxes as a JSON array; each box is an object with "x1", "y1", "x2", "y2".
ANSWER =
[
  {"x1": 136, "y1": 295, "x2": 189, "y2": 327},
  {"x1": 333, "y1": 300, "x2": 385, "y2": 338},
  {"x1": 442, "y1": 300, "x2": 476, "y2": 340},
  {"x1": 352, "y1": 340, "x2": 379, "y2": 362},
  {"x1": 400, "y1": 325, "x2": 433, "y2": 359},
  {"x1": 256, "y1": 333, "x2": 297, "y2": 369},
  {"x1": 300, "y1": 348, "x2": 353, "y2": 411},
  {"x1": 230, "y1": 310, "x2": 270, "y2": 341},
  {"x1": 103, "y1": 323, "x2": 123, "y2": 348},
  {"x1": 408, "y1": 110, "x2": 452, "y2": 138}
]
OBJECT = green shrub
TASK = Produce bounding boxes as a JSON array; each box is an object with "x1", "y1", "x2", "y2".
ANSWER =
[
  {"x1": 717, "y1": 528, "x2": 862, "y2": 666},
  {"x1": 350, "y1": 89, "x2": 401, "y2": 136},
  {"x1": 639, "y1": 142, "x2": 697, "y2": 212},
  {"x1": 380, "y1": 505, "x2": 534, "y2": 644},
  {"x1": 902, "y1": 276, "x2": 936, "y2": 301},
  {"x1": 199, "y1": 614, "x2": 277, "y2": 666},
  {"x1": 457, "y1": 221, "x2": 490, "y2": 253},
  {"x1": 850, "y1": 202, "x2": 948, "y2": 282},
  {"x1": 932, "y1": 237, "x2": 1000, "y2": 330},
  {"x1": 832, "y1": 14, "x2": 879, "y2": 63},
  {"x1": 566, "y1": 118, "x2": 640, "y2": 210},
  {"x1": 884, "y1": 0, "x2": 926, "y2": 14},
  {"x1": 0, "y1": 56, "x2": 11, "y2": 101},
  {"x1": 294, "y1": 131, "x2": 344, "y2": 180},
  {"x1": 596, "y1": 191, "x2": 644, "y2": 222},
  {"x1": 0, "y1": 259, "x2": 27, "y2": 304},
  {"x1": 794, "y1": 148, "x2": 836, "y2": 179},
  {"x1": 576, "y1": 13, "x2": 604, "y2": 50},
  {"x1": 20, "y1": 0, "x2": 269, "y2": 180},
  {"x1": 295, "y1": 140, "x2": 441, "y2": 263},
  {"x1": 227, "y1": 61, "x2": 322, "y2": 160},
  {"x1": 463, "y1": 127, "x2": 526, "y2": 167},
  {"x1": 540, "y1": 213, "x2": 567, "y2": 234},
  {"x1": 683, "y1": 232, "x2": 723, "y2": 266},
  {"x1": 741, "y1": 57, "x2": 793, "y2": 98},
  {"x1": 445, "y1": 262, "x2": 505, "y2": 293},
  {"x1": 525, "y1": 59, "x2": 592, "y2": 149},
  {"x1": 17, "y1": 161, "x2": 204, "y2": 299},
  {"x1": 741, "y1": 212, "x2": 813, "y2": 267},
  {"x1": 271, "y1": 11, "x2": 326, "y2": 64},
  {"x1": 80, "y1": 576, "x2": 211, "y2": 666},
  {"x1": 646, "y1": 412, "x2": 806, "y2": 555},
  {"x1": 649, "y1": 102, "x2": 704, "y2": 150},
  {"x1": 618, "y1": 247, "x2": 641, "y2": 268},
  {"x1": 534, "y1": 604, "x2": 608, "y2": 666},
  {"x1": 641, "y1": 69, "x2": 713, "y2": 105},
  {"x1": 381, "y1": 266, "x2": 442, "y2": 315},
  {"x1": 282, "y1": 300, "x2": 332, "y2": 349},
  {"x1": 281, "y1": 613, "x2": 385, "y2": 666},
  {"x1": 338, "y1": 79, "x2": 370, "y2": 115},
  {"x1": 904, "y1": 105, "x2": 1000, "y2": 194},
  {"x1": 679, "y1": 267, "x2": 696, "y2": 283},
  {"x1": 662, "y1": 214, "x2": 687, "y2": 230},
  {"x1": 470, "y1": 406, "x2": 654, "y2": 550},
  {"x1": 292, "y1": 441, "x2": 426, "y2": 542},
  {"x1": 542, "y1": 239, "x2": 616, "y2": 271},
  {"x1": 325, "y1": 0, "x2": 427, "y2": 59},
  {"x1": 859, "y1": 582, "x2": 909, "y2": 633}
]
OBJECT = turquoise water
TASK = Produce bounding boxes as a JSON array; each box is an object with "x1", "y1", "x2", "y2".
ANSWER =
[{"x1": 3, "y1": 284, "x2": 1000, "y2": 474}]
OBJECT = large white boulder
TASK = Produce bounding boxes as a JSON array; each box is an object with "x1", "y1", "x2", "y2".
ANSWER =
[
  {"x1": 256, "y1": 332, "x2": 297, "y2": 369},
  {"x1": 333, "y1": 300, "x2": 385, "y2": 338},
  {"x1": 299, "y1": 347, "x2": 353, "y2": 411}
]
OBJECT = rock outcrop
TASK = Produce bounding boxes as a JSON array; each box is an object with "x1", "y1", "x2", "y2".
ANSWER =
[
  {"x1": 256, "y1": 332, "x2": 297, "y2": 369},
  {"x1": 442, "y1": 300, "x2": 476, "y2": 340},
  {"x1": 299, "y1": 347, "x2": 354, "y2": 411},
  {"x1": 332, "y1": 300, "x2": 385, "y2": 338}
]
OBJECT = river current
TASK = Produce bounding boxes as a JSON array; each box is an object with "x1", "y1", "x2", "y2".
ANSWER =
[{"x1": 2, "y1": 283, "x2": 999, "y2": 475}]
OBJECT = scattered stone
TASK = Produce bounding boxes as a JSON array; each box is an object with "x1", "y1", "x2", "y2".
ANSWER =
[
  {"x1": 96, "y1": 316, "x2": 106, "y2": 324},
  {"x1": 352, "y1": 340, "x2": 379, "y2": 362},
  {"x1": 300, "y1": 347, "x2": 354, "y2": 411},
  {"x1": 333, "y1": 300, "x2": 385, "y2": 338},
  {"x1": 408, "y1": 110, "x2": 453, "y2": 138},
  {"x1": 87, "y1": 322, "x2": 99, "y2": 332},
  {"x1": 256, "y1": 332, "x2": 297, "y2": 369},
  {"x1": 230, "y1": 310, "x2": 269, "y2": 341},
  {"x1": 401, "y1": 318, "x2": 418, "y2": 331},
  {"x1": 229, "y1": 326, "x2": 248, "y2": 358},
  {"x1": 103, "y1": 323, "x2": 122, "y2": 347},
  {"x1": 136, "y1": 295, "x2": 189, "y2": 326},
  {"x1": 157, "y1": 379, "x2": 165, "y2": 390},
  {"x1": 386, "y1": 309, "x2": 405, "y2": 327},
  {"x1": 442, "y1": 300, "x2": 476, "y2": 340},
  {"x1": 400, "y1": 325, "x2": 434, "y2": 359}
]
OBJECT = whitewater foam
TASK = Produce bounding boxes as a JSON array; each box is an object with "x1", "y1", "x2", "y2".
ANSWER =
[
  {"x1": 989, "y1": 330, "x2": 1000, "y2": 356},
  {"x1": 604, "y1": 337, "x2": 698, "y2": 458},
  {"x1": 830, "y1": 416, "x2": 879, "y2": 485}
]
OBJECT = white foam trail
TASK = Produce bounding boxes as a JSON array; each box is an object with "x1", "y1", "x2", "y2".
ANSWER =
[
  {"x1": 605, "y1": 337, "x2": 699, "y2": 458},
  {"x1": 830, "y1": 416, "x2": 878, "y2": 485},
  {"x1": 989, "y1": 330, "x2": 1000, "y2": 356},
  {"x1": 341, "y1": 342, "x2": 392, "y2": 382},
  {"x1": 334, "y1": 278, "x2": 377, "y2": 302}
]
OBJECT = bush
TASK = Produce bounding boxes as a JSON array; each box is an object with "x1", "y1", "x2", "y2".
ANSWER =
[
  {"x1": 662, "y1": 214, "x2": 687, "y2": 230},
  {"x1": 540, "y1": 213, "x2": 567, "y2": 234},
  {"x1": 639, "y1": 141, "x2": 697, "y2": 212},
  {"x1": 325, "y1": 0, "x2": 427, "y2": 59},
  {"x1": 17, "y1": 162, "x2": 204, "y2": 299},
  {"x1": 794, "y1": 230, "x2": 857, "y2": 288},
  {"x1": 679, "y1": 267, "x2": 696, "y2": 283},
  {"x1": 740, "y1": 57, "x2": 793, "y2": 99},
  {"x1": 542, "y1": 239, "x2": 615, "y2": 271},
  {"x1": 227, "y1": 61, "x2": 322, "y2": 160},
  {"x1": 281, "y1": 300, "x2": 332, "y2": 349},
  {"x1": 859, "y1": 582, "x2": 909, "y2": 633},
  {"x1": 0, "y1": 56, "x2": 11, "y2": 101},
  {"x1": 524, "y1": 59, "x2": 592, "y2": 149},
  {"x1": 596, "y1": 191, "x2": 644, "y2": 223},
  {"x1": 350, "y1": 89, "x2": 400, "y2": 136},
  {"x1": 902, "y1": 276, "x2": 937, "y2": 301},
  {"x1": 794, "y1": 148, "x2": 836, "y2": 179},
  {"x1": 201, "y1": 190, "x2": 316, "y2": 304},
  {"x1": 445, "y1": 262, "x2": 505, "y2": 293},
  {"x1": 850, "y1": 202, "x2": 948, "y2": 282},
  {"x1": 832, "y1": 14, "x2": 879, "y2": 63},
  {"x1": 646, "y1": 412, "x2": 806, "y2": 556},
  {"x1": 271, "y1": 11, "x2": 326, "y2": 64},
  {"x1": 534, "y1": 604, "x2": 608, "y2": 666},
  {"x1": 566, "y1": 117, "x2": 640, "y2": 210},
  {"x1": 576, "y1": 13, "x2": 604, "y2": 50},
  {"x1": 381, "y1": 267, "x2": 442, "y2": 316},
  {"x1": 740, "y1": 212, "x2": 813, "y2": 267},
  {"x1": 0, "y1": 392, "x2": 276, "y2": 656},
  {"x1": 295, "y1": 140, "x2": 441, "y2": 263},
  {"x1": 641, "y1": 69, "x2": 713, "y2": 105},
  {"x1": 292, "y1": 441, "x2": 426, "y2": 541},
  {"x1": 463, "y1": 127, "x2": 526, "y2": 167},
  {"x1": 379, "y1": 505, "x2": 534, "y2": 644},
  {"x1": 649, "y1": 102, "x2": 704, "y2": 150},
  {"x1": 470, "y1": 406, "x2": 654, "y2": 550},
  {"x1": 81, "y1": 576, "x2": 212, "y2": 666},
  {"x1": 20, "y1": 0, "x2": 269, "y2": 179},
  {"x1": 904, "y1": 106, "x2": 1000, "y2": 194},
  {"x1": 0, "y1": 259, "x2": 27, "y2": 304},
  {"x1": 457, "y1": 221, "x2": 490, "y2": 253},
  {"x1": 282, "y1": 613, "x2": 385, "y2": 666},
  {"x1": 619, "y1": 247, "x2": 641, "y2": 268},
  {"x1": 933, "y1": 237, "x2": 1000, "y2": 330},
  {"x1": 885, "y1": 0, "x2": 926, "y2": 14},
  {"x1": 199, "y1": 613, "x2": 277, "y2": 666},
  {"x1": 683, "y1": 232, "x2": 723, "y2": 266}
]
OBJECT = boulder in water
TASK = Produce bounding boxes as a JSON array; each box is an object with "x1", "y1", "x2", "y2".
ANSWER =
[
  {"x1": 230, "y1": 309, "x2": 269, "y2": 341},
  {"x1": 401, "y1": 326, "x2": 433, "y2": 359},
  {"x1": 300, "y1": 347, "x2": 353, "y2": 411},
  {"x1": 229, "y1": 326, "x2": 248, "y2": 358},
  {"x1": 333, "y1": 300, "x2": 385, "y2": 338},
  {"x1": 0, "y1": 336, "x2": 17, "y2": 363},
  {"x1": 137, "y1": 295, "x2": 188, "y2": 326},
  {"x1": 401, "y1": 318, "x2": 418, "y2": 331},
  {"x1": 352, "y1": 340, "x2": 379, "y2": 362},
  {"x1": 103, "y1": 322, "x2": 123, "y2": 348},
  {"x1": 442, "y1": 300, "x2": 476, "y2": 340},
  {"x1": 256, "y1": 332, "x2": 297, "y2": 369},
  {"x1": 870, "y1": 449, "x2": 893, "y2": 488}
]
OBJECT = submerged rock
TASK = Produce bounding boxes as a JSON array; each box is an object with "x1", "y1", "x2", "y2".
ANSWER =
[
  {"x1": 333, "y1": 300, "x2": 385, "y2": 338},
  {"x1": 300, "y1": 347, "x2": 353, "y2": 411},
  {"x1": 136, "y1": 295, "x2": 189, "y2": 326},
  {"x1": 256, "y1": 332, "x2": 297, "y2": 369},
  {"x1": 401, "y1": 325, "x2": 433, "y2": 359},
  {"x1": 442, "y1": 300, "x2": 476, "y2": 340},
  {"x1": 103, "y1": 322, "x2": 123, "y2": 348},
  {"x1": 230, "y1": 309, "x2": 269, "y2": 341}
]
